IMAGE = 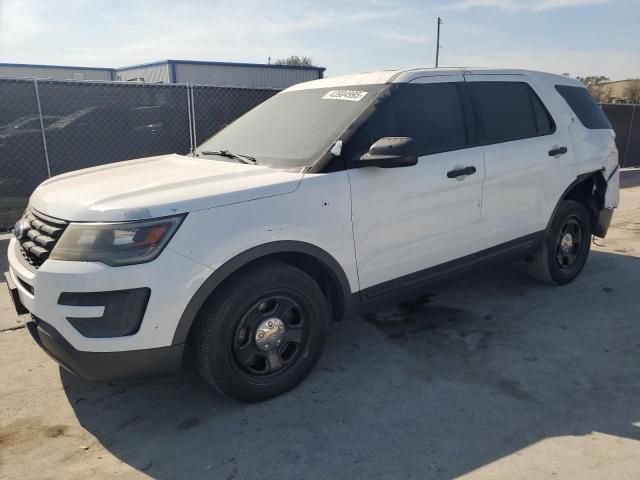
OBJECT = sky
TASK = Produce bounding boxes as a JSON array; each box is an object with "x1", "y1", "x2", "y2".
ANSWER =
[{"x1": 0, "y1": 0, "x2": 638, "y2": 80}]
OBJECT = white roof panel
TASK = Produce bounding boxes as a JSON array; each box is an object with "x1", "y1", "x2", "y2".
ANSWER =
[
  {"x1": 285, "y1": 70, "x2": 403, "y2": 91},
  {"x1": 285, "y1": 67, "x2": 585, "y2": 91}
]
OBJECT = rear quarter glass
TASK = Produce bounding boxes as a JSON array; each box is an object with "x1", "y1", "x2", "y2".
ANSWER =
[{"x1": 555, "y1": 85, "x2": 612, "y2": 130}]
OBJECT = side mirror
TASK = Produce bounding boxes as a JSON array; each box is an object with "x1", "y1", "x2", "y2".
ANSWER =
[{"x1": 354, "y1": 137, "x2": 418, "y2": 168}]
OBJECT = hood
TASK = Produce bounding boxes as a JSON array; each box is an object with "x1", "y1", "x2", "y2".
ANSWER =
[{"x1": 29, "y1": 154, "x2": 304, "y2": 222}]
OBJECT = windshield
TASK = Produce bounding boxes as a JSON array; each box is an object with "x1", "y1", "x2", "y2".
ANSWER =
[{"x1": 196, "y1": 84, "x2": 385, "y2": 169}]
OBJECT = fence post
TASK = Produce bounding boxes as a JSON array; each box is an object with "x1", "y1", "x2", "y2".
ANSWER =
[
  {"x1": 186, "y1": 83, "x2": 194, "y2": 154},
  {"x1": 191, "y1": 84, "x2": 198, "y2": 148},
  {"x1": 623, "y1": 104, "x2": 636, "y2": 168},
  {"x1": 33, "y1": 79, "x2": 52, "y2": 177}
]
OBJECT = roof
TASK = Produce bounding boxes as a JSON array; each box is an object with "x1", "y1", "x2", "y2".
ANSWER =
[
  {"x1": 159, "y1": 59, "x2": 325, "y2": 73},
  {"x1": 286, "y1": 67, "x2": 583, "y2": 91},
  {"x1": 0, "y1": 62, "x2": 113, "y2": 72},
  {"x1": 601, "y1": 79, "x2": 639, "y2": 85},
  {"x1": 0, "y1": 59, "x2": 326, "y2": 74}
]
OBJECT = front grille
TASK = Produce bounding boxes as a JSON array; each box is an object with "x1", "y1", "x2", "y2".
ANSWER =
[{"x1": 18, "y1": 210, "x2": 69, "y2": 269}]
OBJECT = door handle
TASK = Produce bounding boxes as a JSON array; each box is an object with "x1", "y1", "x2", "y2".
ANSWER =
[
  {"x1": 447, "y1": 166, "x2": 477, "y2": 179},
  {"x1": 548, "y1": 146, "x2": 568, "y2": 157}
]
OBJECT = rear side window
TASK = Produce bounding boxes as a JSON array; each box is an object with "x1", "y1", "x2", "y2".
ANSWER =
[
  {"x1": 555, "y1": 85, "x2": 612, "y2": 129},
  {"x1": 469, "y1": 81, "x2": 555, "y2": 145},
  {"x1": 348, "y1": 82, "x2": 468, "y2": 157}
]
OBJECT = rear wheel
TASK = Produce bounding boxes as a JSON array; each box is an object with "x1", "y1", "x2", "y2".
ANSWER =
[
  {"x1": 193, "y1": 261, "x2": 328, "y2": 402},
  {"x1": 527, "y1": 200, "x2": 592, "y2": 285}
]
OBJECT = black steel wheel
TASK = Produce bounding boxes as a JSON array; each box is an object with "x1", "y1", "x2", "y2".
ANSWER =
[
  {"x1": 232, "y1": 294, "x2": 309, "y2": 377},
  {"x1": 555, "y1": 216, "x2": 586, "y2": 269},
  {"x1": 193, "y1": 261, "x2": 328, "y2": 402},
  {"x1": 527, "y1": 200, "x2": 592, "y2": 285}
]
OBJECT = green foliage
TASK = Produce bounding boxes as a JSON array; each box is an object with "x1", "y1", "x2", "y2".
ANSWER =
[
  {"x1": 576, "y1": 75, "x2": 612, "y2": 102},
  {"x1": 576, "y1": 76, "x2": 610, "y2": 88},
  {"x1": 273, "y1": 56, "x2": 315, "y2": 67}
]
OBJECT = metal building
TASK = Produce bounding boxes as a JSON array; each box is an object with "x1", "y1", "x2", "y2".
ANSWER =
[
  {"x1": 0, "y1": 62, "x2": 113, "y2": 81},
  {"x1": 114, "y1": 62, "x2": 171, "y2": 84},
  {"x1": 0, "y1": 60, "x2": 325, "y2": 89},
  {"x1": 115, "y1": 60, "x2": 325, "y2": 88}
]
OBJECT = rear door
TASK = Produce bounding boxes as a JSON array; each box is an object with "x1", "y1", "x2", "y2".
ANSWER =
[
  {"x1": 465, "y1": 74, "x2": 576, "y2": 246},
  {"x1": 346, "y1": 75, "x2": 486, "y2": 299}
]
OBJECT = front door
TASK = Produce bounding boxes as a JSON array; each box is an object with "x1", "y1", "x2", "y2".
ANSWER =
[{"x1": 346, "y1": 75, "x2": 485, "y2": 302}]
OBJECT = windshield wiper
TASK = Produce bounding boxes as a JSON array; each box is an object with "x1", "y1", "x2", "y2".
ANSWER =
[{"x1": 199, "y1": 150, "x2": 257, "y2": 165}]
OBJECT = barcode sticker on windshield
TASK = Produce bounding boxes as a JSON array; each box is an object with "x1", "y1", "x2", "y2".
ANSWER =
[{"x1": 322, "y1": 90, "x2": 367, "y2": 102}]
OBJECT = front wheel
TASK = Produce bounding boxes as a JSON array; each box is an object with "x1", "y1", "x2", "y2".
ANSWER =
[
  {"x1": 527, "y1": 200, "x2": 592, "y2": 285},
  {"x1": 193, "y1": 261, "x2": 329, "y2": 402}
]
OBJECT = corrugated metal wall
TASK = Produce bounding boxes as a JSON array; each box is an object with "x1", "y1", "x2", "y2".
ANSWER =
[
  {"x1": 115, "y1": 64, "x2": 171, "y2": 83},
  {"x1": 0, "y1": 65, "x2": 113, "y2": 81},
  {"x1": 174, "y1": 63, "x2": 321, "y2": 89},
  {"x1": 0, "y1": 62, "x2": 322, "y2": 88}
]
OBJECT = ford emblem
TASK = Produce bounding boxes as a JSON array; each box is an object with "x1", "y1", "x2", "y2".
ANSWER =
[{"x1": 13, "y1": 218, "x2": 29, "y2": 240}]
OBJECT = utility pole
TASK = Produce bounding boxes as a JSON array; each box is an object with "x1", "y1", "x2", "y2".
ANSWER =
[{"x1": 435, "y1": 16, "x2": 443, "y2": 68}]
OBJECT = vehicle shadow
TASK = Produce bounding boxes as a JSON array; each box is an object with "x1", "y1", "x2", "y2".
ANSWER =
[{"x1": 62, "y1": 250, "x2": 640, "y2": 479}]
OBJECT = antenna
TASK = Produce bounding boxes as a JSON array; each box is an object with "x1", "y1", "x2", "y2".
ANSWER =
[{"x1": 435, "y1": 17, "x2": 443, "y2": 68}]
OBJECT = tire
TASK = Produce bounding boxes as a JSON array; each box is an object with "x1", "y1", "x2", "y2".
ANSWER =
[
  {"x1": 527, "y1": 200, "x2": 592, "y2": 285},
  {"x1": 193, "y1": 261, "x2": 329, "y2": 402}
]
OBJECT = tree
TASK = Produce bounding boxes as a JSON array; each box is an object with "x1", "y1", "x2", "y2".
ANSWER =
[
  {"x1": 273, "y1": 55, "x2": 315, "y2": 67},
  {"x1": 576, "y1": 75, "x2": 610, "y2": 89},
  {"x1": 576, "y1": 75, "x2": 611, "y2": 102},
  {"x1": 623, "y1": 79, "x2": 640, "y2": 104}
]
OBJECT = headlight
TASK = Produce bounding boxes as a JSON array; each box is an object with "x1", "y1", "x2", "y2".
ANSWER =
[{"x1": 49, "y1": 215, "x2": 185, "y2": 266}]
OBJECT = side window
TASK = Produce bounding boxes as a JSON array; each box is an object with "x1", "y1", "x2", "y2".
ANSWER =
[
  {"x1": 470, "y1": 81, "x2": 555, "y2": 145},
  {"x1": 531, "y1": 91, "x2": 555, "y2": 135},
  {"x1": 555, "y1": 85, "x2": 612, "y2": 130},
  {"x1": 347, "y1": 82, "x2": 468, "y2": 158}
]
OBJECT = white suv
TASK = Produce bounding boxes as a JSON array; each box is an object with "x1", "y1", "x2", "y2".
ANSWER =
[{"x1": 5, "y1": 68, "x2": 619, "y2": 402}]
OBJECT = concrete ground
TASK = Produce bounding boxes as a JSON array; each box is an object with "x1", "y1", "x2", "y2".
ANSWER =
[{"x1": 1, "y1": 172, "x2": 640, "y2": 479}]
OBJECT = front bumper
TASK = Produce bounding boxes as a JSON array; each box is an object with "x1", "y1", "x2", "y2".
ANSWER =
[
  {"x1": 7, "y1": 236, "x2": 212, "y2": 351},
  {"x1": 6, "y1": 234, "x2": 213, "y2": 380},
  {"x1": 27, "y1": 317, "x2": 184, "y2": 381}
]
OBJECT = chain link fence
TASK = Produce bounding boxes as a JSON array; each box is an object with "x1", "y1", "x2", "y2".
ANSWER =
[
  {"x1": 0, "y1": 78, "x2": 277, "y2": 228},
  {"x1": 601, "y1": 104, "x2": 639, "y2": 169}
]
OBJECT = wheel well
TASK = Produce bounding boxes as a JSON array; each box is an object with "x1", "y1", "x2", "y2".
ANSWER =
[
  {"x1": 195, "y1": 252, "x2": 346, "y2": 326},
  {"x1": 561, "y1": 172, "x2": 606, "y2": 227},
  {"x1": 173, "y1": 242, "x2": 354, "y2": 347},
  {"x1": 258, "y1": 252, "x2": 346, "y2": 322}
]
